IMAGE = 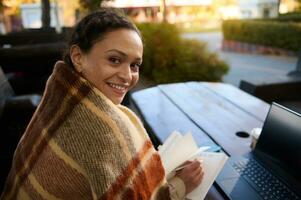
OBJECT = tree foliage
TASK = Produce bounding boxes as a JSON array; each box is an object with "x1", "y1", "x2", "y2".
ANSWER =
[
  {"x1": 137, "y1": 23, "x2": 229, "y2": 83},
  {"x1": 0, "y1": 0, "x2": 3, "y2": 11},
  {"x1": 79, "y1": 0, "x2": 112, "y2": 12}
]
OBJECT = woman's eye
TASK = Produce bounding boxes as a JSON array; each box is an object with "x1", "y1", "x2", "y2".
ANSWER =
[
  {"x1": 130, "y1": 63, "x2": 141, "y2": 72},
  {"x1": 109, "y1": 57, "x2": 121, "y2": 64}
]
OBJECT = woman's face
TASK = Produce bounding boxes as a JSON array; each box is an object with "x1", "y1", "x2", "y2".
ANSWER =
[{"x1": 73, "y1": 29, "x2": 143, "y2": 105}]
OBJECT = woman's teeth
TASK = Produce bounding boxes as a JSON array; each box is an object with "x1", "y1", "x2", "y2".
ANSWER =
[{"x1": 109, "y1": 83, "x2": 126, "y2": 91}]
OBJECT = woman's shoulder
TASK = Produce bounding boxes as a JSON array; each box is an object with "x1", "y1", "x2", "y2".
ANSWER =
[
  {"x1": 117, "y1": 105, "x2": 144, "y2": 128},
  {"x1": 117, "y1": 105, "x2": 137, "y2": 118},
  {"x1": 117, "y1": 104, "x2": 137, "y2": 117}
]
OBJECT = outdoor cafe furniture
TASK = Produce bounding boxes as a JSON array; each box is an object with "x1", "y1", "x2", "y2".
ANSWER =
[{"x1": 130, "y1": 81, "x2": 270, "y2": 199}]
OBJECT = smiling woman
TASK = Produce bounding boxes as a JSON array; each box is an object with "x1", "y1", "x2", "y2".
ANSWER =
[
  {"x1": 69, "y1": 29, "x2": 143, "y2": 105},
  {"x1": 1, "y1": 9, "x2": 203, "y2": 200}
]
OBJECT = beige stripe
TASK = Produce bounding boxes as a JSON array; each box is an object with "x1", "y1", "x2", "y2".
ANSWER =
[
  {"x1": 6, "y1": 92, "x2": 75, "y2": 199},
  {"x1": 130, "y1": 146, "x2": 154, "y2": 181},
  {"x1": 6, "y1": 84, "x2": 129, "y2": 199},
  {"x1": 116, "y1": 106, "x2": 146, "y2": 150},
  {"x1": 81, "y1": 97, "x2": 132, "y2": 161},
  {"x1": 48, "y1": 139, "x2": 88, "y2": 179},
  {"x1": 92, "y1": 88, "x2": 112, "y2": 105},
  {"x1": 27, "y1": 173, "x2": 62, "y2": 200},
  {"x1": 16, "y1": 186, "x2": 32, "y2": 200},
  {"x1": 91, "y1": 189, "x2": 97, "y2": 200},
  {"x1": 118, "y1": 106, "x2": 146, "y2": 135},
  {"x1": 6, "y1": 129, "x2": 48, "y2": 199},
  {"x1": 71, "y1": 86, "x2": 132, "y2": 198}
]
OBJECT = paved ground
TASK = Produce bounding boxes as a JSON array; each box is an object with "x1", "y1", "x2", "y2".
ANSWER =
[{"x1": 183, "y1": 32, "x2": 298, "y2": 87}]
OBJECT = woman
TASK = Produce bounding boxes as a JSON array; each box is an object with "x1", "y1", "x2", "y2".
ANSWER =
[{"x1": 1, "y1": 9, "x2": 203, "y2": 200}]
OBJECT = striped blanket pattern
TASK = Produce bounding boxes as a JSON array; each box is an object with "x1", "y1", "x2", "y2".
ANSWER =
[{"x1": 1, "y1": 61, "x2": 170, "y2": 200}]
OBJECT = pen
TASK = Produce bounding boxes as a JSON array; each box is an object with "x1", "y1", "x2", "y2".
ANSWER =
[
  {"x1": 174, "y1": 164, "x2": 191, "y2": 172},
  {"x1": 172, "y1": 147, "x2": 209, "y2": 173},
  {"x1": 174, "y1": 159, "x2": 203, "y2": 172}
]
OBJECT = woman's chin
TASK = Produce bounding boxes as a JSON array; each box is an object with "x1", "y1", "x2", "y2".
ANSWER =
[
  {"x1": 110, "y1": 96, "x2": 125, "y2": 105},
  {"x1": 102, "y1": 87, "x2": 126, "y2": 105}
]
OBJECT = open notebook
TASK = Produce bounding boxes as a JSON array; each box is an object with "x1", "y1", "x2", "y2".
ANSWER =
[{"x1": 158, "y1": 131, "x2": 228, "y2": 200}]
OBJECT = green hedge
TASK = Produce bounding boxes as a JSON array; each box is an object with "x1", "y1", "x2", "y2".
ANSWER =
[
  {"x1": 222, "y1": 20, "x2": 301, "y2": 52},
  {"x1": 253, "y1": 12, "x2": 301, "y2": 22},
  {"x1": 278, "y1": 12, "x2": 301, "y2": 22},
  {"x1": 137, "y1": 23, "x2": 229, "y2": 84}
]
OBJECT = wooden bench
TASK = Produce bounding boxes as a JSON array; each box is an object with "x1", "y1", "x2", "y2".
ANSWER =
[
  {"x1": 288, "y1": 50, "x2": 301, "y2": 77},
  {"x1": 0, "y1": 28, "x2": 71, "y2": 94},
  {"x1": 239, "y1": 76, "x2": 301, "y2": 103},
  {"x1": 0, "y1": 42, "x2": 66, "y2": 94},
  {"x1": 0, "y1": 67, "x2": 41, "y2": 191},
  {"x1": 0, "y1": 28, "x2": 71, "y2": 47},
  {"x1": 239, "y1": 51, "x2": 301, "y2": 113}
]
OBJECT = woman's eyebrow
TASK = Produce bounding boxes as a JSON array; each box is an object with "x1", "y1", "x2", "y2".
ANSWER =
[
  {"x1": 106, "y1": 49, "x2": 142, "y2": 61},
  {"x1": 106, "y1": 49, "x2": 127, "y2": 57}
]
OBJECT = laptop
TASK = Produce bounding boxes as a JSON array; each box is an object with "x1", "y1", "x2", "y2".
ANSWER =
[{"x1": 216, "y1": 102, "x2": 301, "y2": 200}]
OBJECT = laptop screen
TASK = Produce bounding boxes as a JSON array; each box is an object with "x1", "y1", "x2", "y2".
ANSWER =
[{"x1": 255, "y1": 103, "x2": 301, "y2": 181}]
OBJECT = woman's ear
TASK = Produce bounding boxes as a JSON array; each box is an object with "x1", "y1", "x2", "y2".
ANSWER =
[{"x1": 70, "y1": 45, "x2": 83, "y2": 73}]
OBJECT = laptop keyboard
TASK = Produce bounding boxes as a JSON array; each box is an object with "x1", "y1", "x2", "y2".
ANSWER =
[{"x1": 233, "y1": 159, "x2": 299, "y2": 200}]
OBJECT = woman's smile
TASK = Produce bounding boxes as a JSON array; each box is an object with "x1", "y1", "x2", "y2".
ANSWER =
[{"x1": 107, "y1": 82, "x2": 129, "y2": 96}]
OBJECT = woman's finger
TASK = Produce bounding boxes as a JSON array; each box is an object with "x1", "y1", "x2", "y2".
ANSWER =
[
  {"x1": 188, "y1": 160, "x2": 201, "y2": 170},
  {"x1": 194, "y1": 170, "x2": 205, "y2": 185}
]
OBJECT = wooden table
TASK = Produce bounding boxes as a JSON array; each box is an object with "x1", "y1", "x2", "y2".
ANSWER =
[{"x1": 130, "y1": 82, "x2": 270, "y2": 199}]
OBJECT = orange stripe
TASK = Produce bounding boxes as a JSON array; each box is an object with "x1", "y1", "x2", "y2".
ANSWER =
[
  {"x1": 101, "y1": 140, "x2": 154, "y2": 200},
  {"x1": 141, "y1": 154, "x2": 165, "y2": 195},
  {"x1": 121, "y1": 154, "x2": 165, "y2": 200}
]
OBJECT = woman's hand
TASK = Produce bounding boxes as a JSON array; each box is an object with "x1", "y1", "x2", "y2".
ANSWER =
[{"x1": 175, "y1": 159, "x2": 204, "y2": 194}]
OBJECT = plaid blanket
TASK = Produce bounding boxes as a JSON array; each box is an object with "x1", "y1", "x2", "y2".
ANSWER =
[{"x1": 1, "y1": 61, "x2": 170, "y2": 200}]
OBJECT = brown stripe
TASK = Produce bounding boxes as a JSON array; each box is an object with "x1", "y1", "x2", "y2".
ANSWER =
[
  {"x1": 21, "y1": 67, "x2": 89, "y2": 157},
  {"x1": 15, "y1": 75, "x2": 69, "y2": 165},
  {"x1": 13, "y1": 75, "x2": 71, "y2": 170},
  {"x1": 1, "y1": 163, "x2": 18, "y2": 199},
  {"x1": 15, "y1": 64, "x2": 89, "y2": 169},
  {"x1": 2, "y1": 73, "x2": 91, "y2": 198},
  {"x1": 30, "y1": 144, "x2": 91, "y2": 199},
  {"x1": 101, "y1": 140, "x2": 164, "y2": 199},
  {"x1": 121, "y1": 162, "x2": 150, "y2": 200},
  {"x1": 154, "y1": 185, "x2": 171, "y2": 200},
  {"x1": 21, "y1": 177, "x2": 45, "y2": 200},
  {"x1": 101, "y1": 140, "x2": 153, "y2": 200},
  {"x1": 16, "y1": 186, "x2": 32, "y2": 200}
]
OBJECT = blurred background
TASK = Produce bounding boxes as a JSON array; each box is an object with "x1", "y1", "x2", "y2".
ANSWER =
[
  {"x1": 0, "y1": 1, "x2": 300, "y2": 126},
  {"x1": 0, "y1": 0, "x2": 300, "y2": 89},
  {"x1": 0, "y1": 0, "x2": 301, "y2": 192},
  {"x1": 1, "y1": 0, "x2": 300, "y2": 33}
]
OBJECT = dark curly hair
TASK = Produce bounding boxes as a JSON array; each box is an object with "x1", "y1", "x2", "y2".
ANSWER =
[{"x1": 63, "y1": 9, "x2": 141, "y2": 68}]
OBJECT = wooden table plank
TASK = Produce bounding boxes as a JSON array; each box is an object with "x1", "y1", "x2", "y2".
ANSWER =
[
  {"x1": 159, "y1": 82, "x2": 266, "y2": 156},
  {"x1": 131, "y1": 87, "x2": 220, "y2": 150},
  {"x1": 200, "y1": 82, "x2": 270, "y2": 121}
]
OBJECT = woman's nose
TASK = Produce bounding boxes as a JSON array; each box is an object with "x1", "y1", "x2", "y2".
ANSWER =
[{"x1": 118, "y1": 65, "x2": 132, "y2": 82}]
